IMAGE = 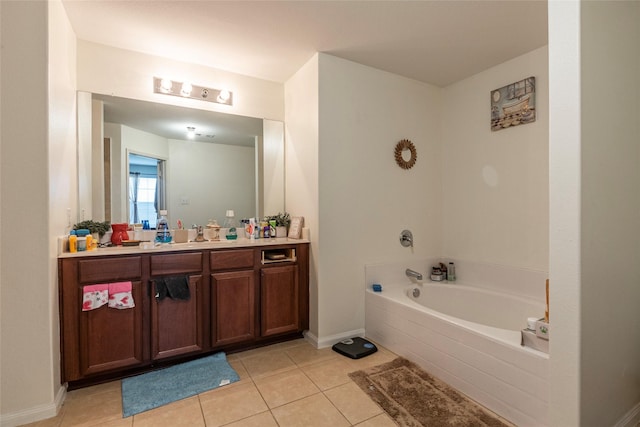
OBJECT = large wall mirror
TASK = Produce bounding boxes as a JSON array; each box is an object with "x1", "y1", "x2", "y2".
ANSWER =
[{"x1": 77, "y1": 91, "x2": 284, "y2": 229}]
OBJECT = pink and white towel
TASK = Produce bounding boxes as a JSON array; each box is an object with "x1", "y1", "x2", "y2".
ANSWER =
[
  {"x1": 82, "y1": 284, "x2": 109, "y2": 311},
  {"x1": 108, "y1": 281, "x2": 135, "y2": 309},
  {"x1": 82, "y1": 281, "x2": 135, "y2": 311}
]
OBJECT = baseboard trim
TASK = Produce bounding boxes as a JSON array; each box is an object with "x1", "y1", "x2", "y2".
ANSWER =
[
  {"x1": 0, "y1": 384, "x2": 66, "y2": 427},
  {"x1": 614, "y1": 400, "x2": 640, "y2": 427},
  {"x1": 305, "y1": 328, "x2": 366, "y2": 349}
]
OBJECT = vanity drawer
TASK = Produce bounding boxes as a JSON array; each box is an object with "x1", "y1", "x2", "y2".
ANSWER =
[
  {"x1": 210, "y1": 249, "x2": 255, "y2": 271},
  {"x1": 78, "y1": 256, "x2": 142, "y2": 283},
  {"x1": 151, "y1": 252, "x2": 203, "y2": 275}
]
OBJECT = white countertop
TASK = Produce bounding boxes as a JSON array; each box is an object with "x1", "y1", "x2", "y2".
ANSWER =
[{"x1": 58, "y1": 237, "x2": 309, "y2": 258}]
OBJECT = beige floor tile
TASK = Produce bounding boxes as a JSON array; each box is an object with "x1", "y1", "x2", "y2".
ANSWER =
[
  {"x1": 228, "y1": 358, "x2": 250, "y2": 380},
  {"x1": 285, "y1": 344, "x2": 340, "y2": 367},
  {"x1": 253, "y1": 368, "x2": 320, "y2": 408},
  {"x1": 271, "y1": 393, "x2": 350, "y2": 427},
  {"x1": 60, "y1": 388, "x2": 123, "y2": 427},
  {"x1": 65, "y1": 382, "x2": 121, "y2": 403},
  {"x1": 240, "y1": 350, "x2": 297, "y2": 379},
  {"x1": 353, "y1": 413, "x2": 398, "y2": 427},
  {"x1": 19, "y1": 412, "x2": 64, "y2": 427},
  {"x1": 324, "y1": 381, "x2": 383, "y2": 424},
  {"x1": 199, "y1": 381, "x2": 268, "y2": 427},
  {"x1": 131, "y1": 395, "x2": 203, "y2": 427},
  {"x1": 301, "y1": 358, "x2": 356, "y2": 391},
  {"x1": 89, "y1": 419, "x2": 132, "y2": 427},
  {"x1": 223, "y1": 411, "x2": 278, "y2": 427},
  {"x1": 233, "y1": 338, "x2": 307, "y2": 360}
]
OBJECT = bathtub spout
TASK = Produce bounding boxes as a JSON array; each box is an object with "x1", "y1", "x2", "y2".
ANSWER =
[{"x1": 405, "y1": 269, "x2": 423, "y2": 281}]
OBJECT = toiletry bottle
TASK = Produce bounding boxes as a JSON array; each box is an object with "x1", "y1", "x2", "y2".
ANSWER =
[
  {"x1": 76, "y1": 229, "x2": 90, "y2": 251},
  {"x1": 224, "y1": 210, "x2": 238, "y2": 240},
  {"x1": 448, "y1": 262, "x2": 456, "y2": 282},
  {"x1": 69, "y1": 230, "x2": 77, "y2": 253},
  {"x1": 156, "y1": 210, "x2": 171, "y2": 243}
]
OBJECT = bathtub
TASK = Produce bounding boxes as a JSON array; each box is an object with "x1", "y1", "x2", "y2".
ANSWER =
[{"x1": 365, "y1": 265, "x2": 550, "y2": 427}]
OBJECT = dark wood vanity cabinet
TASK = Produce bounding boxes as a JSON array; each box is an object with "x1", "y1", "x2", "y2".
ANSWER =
[
  {"x1": 211, "y1": 270, "x2": 257, "y2": 346},
  {"x1": 59, "y1": 256, "x2": 147, "y2": 382},
  {"x1": 261, "y1": 265, "x2": 299, "y2": 336},
  {"x1": 210, "y1": 249, "x2": 257, "y2": 347},
  {"x1": 149, "y1": 252, "x2": 207, "y2": 361},
  {"x1": 58, "y1": 242, "x2": 308, "y2": 387}
]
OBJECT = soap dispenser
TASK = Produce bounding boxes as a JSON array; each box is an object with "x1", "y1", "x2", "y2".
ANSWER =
[{"x1": 223, "y1": 210, "x2": 238, "y2": 240}]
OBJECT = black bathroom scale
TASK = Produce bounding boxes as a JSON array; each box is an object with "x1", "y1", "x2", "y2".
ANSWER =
[{"x1": 332, "y1": 337, "x2": 378, "y2": 359}]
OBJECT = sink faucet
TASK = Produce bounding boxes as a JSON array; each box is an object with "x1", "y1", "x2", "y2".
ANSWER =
[{"x1": 405, "y1": 269, "x2": 423, "y2": 281}]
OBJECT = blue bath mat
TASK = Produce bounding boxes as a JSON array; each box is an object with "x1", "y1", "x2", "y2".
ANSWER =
[{"x1": 121, "y1": 352, "x2": 239, "y2": 417}]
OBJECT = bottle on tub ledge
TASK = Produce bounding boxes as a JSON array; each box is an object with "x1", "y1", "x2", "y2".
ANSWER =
[
  {"x1": 448, "y1": 262, "x2": 456, "y2": 282},
  {"x1": 430, "y1": 266, "x2": 444, "y2": 281}
]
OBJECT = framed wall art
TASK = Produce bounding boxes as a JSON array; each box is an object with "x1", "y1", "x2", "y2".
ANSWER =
[{"x1": 490, "y1": 76, "x2": 536, "y2": 131}]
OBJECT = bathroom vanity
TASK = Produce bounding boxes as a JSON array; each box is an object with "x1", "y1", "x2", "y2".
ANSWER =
[{"x1": 58, "y1": 239, "x2": 309, "y2": 388}]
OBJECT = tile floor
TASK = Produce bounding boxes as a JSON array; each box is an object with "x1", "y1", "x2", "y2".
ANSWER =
[{"x1": 23, "y1": 339, "x2": 401, "y2": 427}]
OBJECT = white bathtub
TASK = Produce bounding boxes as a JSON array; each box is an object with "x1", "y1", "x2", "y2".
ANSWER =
[{"x1": 365, "y1": 266, "x2": 550, "y2": 427}]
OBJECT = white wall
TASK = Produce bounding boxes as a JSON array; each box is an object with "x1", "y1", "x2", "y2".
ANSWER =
[
  {"x1": 548, "y1": 2, "x2": 582, "y2": 425},
  {"x1": 77, "y1": 41, "x2": 284, "y2": 122},
  {"x1": 1, "y1": 1, "x2": 74, "y2": 425},
  {"x1": 47, "y1": 5, "x2": 78, "y2": 418},
  {"x1": 284, "y1": 54, "x2": 320, "y2": 337},
  {"x1": 316, "y1": 54, "x2": 442, "y2": 342},
  {"x1": 549, "y1": 1, "x2": 640, "y2": 426},
  {"x1": 579, "y1": 1, "x2": 640, "y2": 425},
  {"x1": 442, "y1": 47, "x2": 549, "y2": 273}
]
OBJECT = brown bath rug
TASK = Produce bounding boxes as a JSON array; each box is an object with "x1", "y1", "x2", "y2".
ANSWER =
[{"x1": 349, "y1": 357, "x2": 510, "y2": 427}]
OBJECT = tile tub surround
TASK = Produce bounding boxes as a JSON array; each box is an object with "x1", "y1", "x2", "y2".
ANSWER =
[{"x1": 364, "y1": 260, "x2": 550, "y2": 427}]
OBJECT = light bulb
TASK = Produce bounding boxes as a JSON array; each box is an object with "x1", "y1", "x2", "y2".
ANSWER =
[
  {"x1": 160, "y1": 78, "x2": 172, "y2": 93},
  {"x1": 181, "y1": 82, "x2": 193, "y2": 97},
  {"x1": 187, "y1": 127, "x2": 195, "y2": 139},
  {"x1": 217, "y1": 89, "x2": 231, "y2": 103}
]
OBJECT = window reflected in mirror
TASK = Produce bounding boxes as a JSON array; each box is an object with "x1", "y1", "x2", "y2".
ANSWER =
[{"x1": 128, "y1": 153, "x2": 166, "y2": 228}]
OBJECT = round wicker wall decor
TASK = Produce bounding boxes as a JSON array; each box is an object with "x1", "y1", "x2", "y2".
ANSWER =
[{"x1": 394, "y1": 139, "x2": 417, "y2": 169}]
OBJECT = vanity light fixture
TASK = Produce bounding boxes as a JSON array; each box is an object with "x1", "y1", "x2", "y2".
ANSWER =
[{"x1": 153, "y1": 77, "x2": 233, "y2": 106}]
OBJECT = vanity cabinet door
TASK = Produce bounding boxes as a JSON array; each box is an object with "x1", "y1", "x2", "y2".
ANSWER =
[
  {"x1": 59, "y1": 257, "x2": 148, "y2": 382},
  {"x1": 78, "y1": 280, "x2": 146, "y2": 378},
  {"x1": 150, "y1": 274, "x2": 206, "y2": 361},
  {"x1": 211, "y1": 270, "x2": 257, "y2": 346},
  {"x1": 260, "y1": 265, "x2": 299, "y2": 337}
]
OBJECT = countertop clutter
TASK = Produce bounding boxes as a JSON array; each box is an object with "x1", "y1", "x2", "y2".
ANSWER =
[{"x1": 58, "y1": 235, "x2": 310, "y2": 258}]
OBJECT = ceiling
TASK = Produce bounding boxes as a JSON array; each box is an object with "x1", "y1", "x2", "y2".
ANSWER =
[{"x1": 62, "y1": 1, "x2": 548, "y2": 87}]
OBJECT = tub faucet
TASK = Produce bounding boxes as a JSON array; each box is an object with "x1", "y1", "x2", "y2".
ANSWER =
[{"x1": 406, "y1": 269, "x2": 423, "y2": 281}]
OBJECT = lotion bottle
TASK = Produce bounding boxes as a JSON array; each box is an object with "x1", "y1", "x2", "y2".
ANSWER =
[{"x1": 69, "y1": 230, "x2": 77, "y2": 253}]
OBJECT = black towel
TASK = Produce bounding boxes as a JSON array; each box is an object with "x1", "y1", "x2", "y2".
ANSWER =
[{"x1": 154, "y1": 275, "x2": 190, "y2": 301}]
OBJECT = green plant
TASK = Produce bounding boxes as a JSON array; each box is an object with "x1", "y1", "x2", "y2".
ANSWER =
[
  {"x1": 73, "y1": 220, "x2": 111, "y2": 237},
  {"x1": 267, "y1": 212, "x2": 291, "y2": 227}
]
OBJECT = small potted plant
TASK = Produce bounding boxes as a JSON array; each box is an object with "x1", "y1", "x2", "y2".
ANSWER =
[
  {"x1": 267, "y1": 212, "x2": 290, "y2": 238},
  {"x1": 73, "y1": 220, "x2": 111, "y2": 243}
]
